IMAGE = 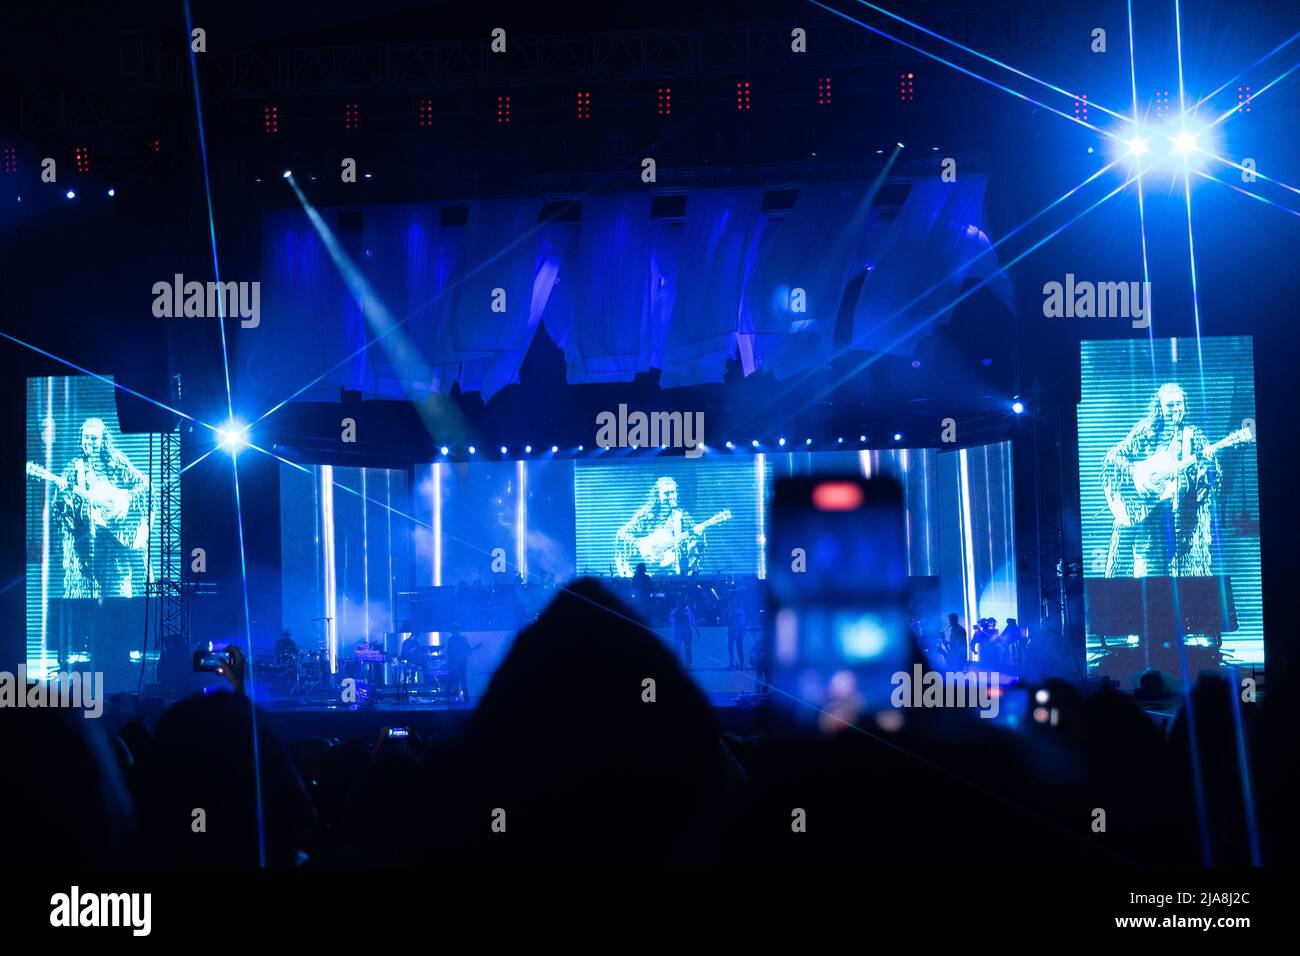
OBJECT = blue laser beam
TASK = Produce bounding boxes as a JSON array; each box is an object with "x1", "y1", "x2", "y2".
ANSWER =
[
  {"x1": 806, "y1": 0, "x2": 1120, "y2": 139},
  {"x1": 183, "y1": 0, "x2": 265, "y2": 868},
  {"x1": 1196, "y1": 169, "x2": 1300, "y2": 217},
  {"x1": 780, "y1": 174, "x2": 1140, "y2": 423},
  {"x1": 848, "y1": 0, "x2": 1131, "y2": 122},
  {"x1": 1128, "y1": 0, "x2": 1157, "y2": 367},
  {"x1": 1172, "y1": 0, "x2": 1213, "y2": 868},
  {"x1": 0, "y1": 330, "x2": 212, "y2": 432},
  {"x1": 1194, "y1": 30, "x2": 1300, "y2": 108},
  {"x1": 1206, "y1": 57, "x2": 1300, "y2": 131}
]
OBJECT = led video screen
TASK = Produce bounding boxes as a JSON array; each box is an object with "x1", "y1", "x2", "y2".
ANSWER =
[
  {"x1": 1079, "y1": 337, "x2": 1262, "y2": 676},
  {"x1": 574, "y1": 458, "x2": 763, "y2": 577},
  {"x1": 25, "y1": 375, "x2": 180, "y2": 685}
]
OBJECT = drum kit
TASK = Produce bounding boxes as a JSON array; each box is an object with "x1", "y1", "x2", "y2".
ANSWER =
[{"x1": 260, "y1": 643, "x2": 331, "y2": 697}]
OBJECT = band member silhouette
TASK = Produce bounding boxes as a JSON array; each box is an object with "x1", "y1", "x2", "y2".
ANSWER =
[
  {"x1": 614, "y1": 476, "x2": 708, "y2": 576},
  {"x1": 1101, "y1": 383, "x2": 1220, "y2": 578},
  {"x1": 51, "y1": 418, "x2": 151, "y2": 598}
]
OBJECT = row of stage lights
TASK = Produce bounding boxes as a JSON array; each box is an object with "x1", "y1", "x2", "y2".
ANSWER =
[
  {"x1": 216, "y1": 401, "x2": 1026, "y2": 458},
  {"x1": 13, "y1": 187, "x2": 117, "y2": 203}
]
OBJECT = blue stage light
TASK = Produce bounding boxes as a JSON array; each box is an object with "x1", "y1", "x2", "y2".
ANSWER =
[
  {"x1": 725, "y1": 441, "x2": 734, "y2": 449},
  {"x1": 859, "y1": 434, "x2": 866, "y2": 442},
  {"x1": 1171, "y1": 131, "x2": 1198, "y2": 156},
  {"x1": 778, "y1": 437, "x2": 786, "y2": 446},
  {"x1": 468, "y1": 446, "x2": 476, "y2": 454},
  {"x1": 440, "y1": 446, "x2": 449, "y2": 455},
  {"x1": 805, "y1": 437, "x2": 813, "y2": 445},
  {"x1": 751, "y1": 439, "x2": 760, "y2": 448},
  {"x1": 217, "y1": 419, "x2": 249, "y2": 453},
  {"x1": 65, "y1": 190, "x2": 76, "y2": 200},
  {"x1": 578, "y1": 444, "x2": 584, "y2": 451},
  {"x1": 500, "y1": 445, "x2": 508, "y2": 455},
  {"x1": 893, "y1": 432, "x2": 903, "y2": 441},
  {"x1": 525, "y1": 445, "x2": 532, "y2": 453},
  {"x1": 1012, "y1": 400, "x2": 1025, "y2": 415},
  {"x1": 551, "y1": 445, "x2": 559, "y2": 453},
  {"x1": 1126, "y1": 136, "x2": 1150, "y2": 156},
  {"x1": 281, "y1": 169, "x2": 292, "y2": 179},
  {"x1": 107, "y1": 188, "x2": 116, "y2": 198},
  {"x1": 837, "y1": 437, "x2": 844, "y2": 444}
]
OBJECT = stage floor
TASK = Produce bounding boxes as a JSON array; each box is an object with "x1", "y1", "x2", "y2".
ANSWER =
[{"x1": 254, "y1": 688, "x2": 771, "y2": 740}]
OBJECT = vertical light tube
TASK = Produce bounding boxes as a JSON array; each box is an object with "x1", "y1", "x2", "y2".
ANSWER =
[
  {"x1": 320, "y1": 465, "x2": 337, "y2": 673},
  {"x1": 756, "y1": 453, "x2": 767, "y2": 579},
  {"x1": 958, "y1": 449, "x2": 978, "y2": 655},
  {"x1": 900, "y1": 448, "x2": 913, "y2": 574},
  {"x1": 361, "y1": 469, "x2": 370, "y2": 642},
  {"x1": 516, "y1": 459, "x2": 527, "y2": 582},
  {"x1": 433, "y1": 463, "x2": 443, "y2": 587}
]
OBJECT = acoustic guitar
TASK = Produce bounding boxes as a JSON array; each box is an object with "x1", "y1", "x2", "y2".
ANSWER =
[
  {"x1": 26, "y1": 461, "x2": 150, "y2": 550},
  {"x1": 1104, "y1": 426, "x2": 1253, "y2": 526}
]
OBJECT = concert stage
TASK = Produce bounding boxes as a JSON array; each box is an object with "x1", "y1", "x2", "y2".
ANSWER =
[{"x1": 4, "y1": 0, "x2": 1293, "y2": 898}]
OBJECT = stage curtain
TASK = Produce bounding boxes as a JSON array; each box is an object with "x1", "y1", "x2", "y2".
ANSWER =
[
  {"x1": 850, "y1": 174, "x2": 1014, "y2": 355},
  {"x1": 545, "y1": 194, "x2": 655, "y2": 384},
  {"x1": 740, "y1": 182, "x2": 877, "y2": 380},
  {"x1": 659, "y1": 188, "x2": 765, "y2": 388},
  {"x1": 444, "y1": 199, "x2": 544, "y2": 400},
  {"x1": 244, "y1": 210, "x2": 374, "y2": 410}
]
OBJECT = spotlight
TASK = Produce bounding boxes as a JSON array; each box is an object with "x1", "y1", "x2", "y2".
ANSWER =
[
  {"x1": 578, "y1": 444, "x2": 585, "y2": 451},
  {"x1": 500, "y1": 446, "x2": 508, "y2": 455},
  {"x1": 65, "y1": 190, "x2": 76, "y2": 200},
  {"x1": 859, "y1": 434, "x2": 866, "y2": 442},
  {"x1": 107, "y1": 188, "x2": 116, "y2": 198},
  {"x1": 911, "y1": 360, "x2": 921, "y2": 368},
  {"x1": 751, "y1": 439, "x2": 760, "y2": 448},
  {"x1": 440, "y1": 446, "x2": 449, "y2": 455},
  {"x1": 525, "y1": 445, "x2": 532, "y2": 453},
  {"x1": 981, "y1": 357, "x2": 993, "y2": 367},
  {"x1": 281, "y1": 169, "x2": 292, "y2": 179},
  {"x1": 1171, "y1": 131, "x2": 1198, "y2": 156},
  {"x1": 893, "y1": 432, "x2": 903, "y2": 442},
  {"x1": 468, "y1": 446, "x2": 476, "y2": 455},
  {"x1": 837, "y1": 437, "x2": 844, "y2": 444},
  {"x1": 1011, "y1": 400, "x2": 1025, "y2": 415},
  {"x1": 216, "y1": 419, "x2": 249, "y2": 453},
  {"x1": 1126, "y1": 136, "x2": 1150, "y2": 157},
  {"x1": 805, "y1": 438, "x2": 813, "y2": 446},
  {"x1": 551, "y1": 445, "x2": 558, "y2": 453},
  {"x1": 778, "y1": 437, "x2": 786, "y2": 447},
  {"x1": 725, "y1": 441, "x2": 734, "y2": 449}
]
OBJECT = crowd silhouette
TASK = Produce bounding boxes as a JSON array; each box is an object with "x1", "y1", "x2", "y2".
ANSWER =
[{"x1": 3, "y1": 579, "x2": 1287, "y2": 867}]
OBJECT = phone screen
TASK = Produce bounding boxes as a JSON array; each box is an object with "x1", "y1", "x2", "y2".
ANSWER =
[{"x1": 766, "y1": 476, "x2": 912, "y2": 729}]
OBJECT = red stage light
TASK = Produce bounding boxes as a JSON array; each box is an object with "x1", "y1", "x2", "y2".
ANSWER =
[
  {"x1": 812, "y1": 481, "x2": 864, "y2": 511},
  {"x1": 498, "y1": 94, "x2": 511, "y2": 124},
  {"x1": 899, "y1": 71, "x2": 915, "y2": 103},
  {"x1": 1074, "y1": 93, "x2": 1088, "y2": 122},
  {"x1": 576, "y1": 90, "x2": 591, "y2": 120},
  {"x1": 3, "y1": 146, "x2": 18, "y2": 174},
  {"x1": 657, "y1": 86, "x2": 671, "y2": 116},
  {"x1": 74, "y1": 146, "x2": 90, "y2": 174},
  {"x1": 736, "y1": 80, "x2": 752, "y2": 111},
  {"x1": 418, "y1": 97, "x2": 433, "y2": 128},
  {"x1": 263, "y1": 104, "x2": 279, "y2": 134},
  {"x1": 345, "y1": 102, "x2": 360, "y2": 130},
  {"x1": 817, "y1": 76, "x2": 832, "y2": 108}
]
